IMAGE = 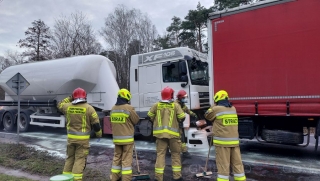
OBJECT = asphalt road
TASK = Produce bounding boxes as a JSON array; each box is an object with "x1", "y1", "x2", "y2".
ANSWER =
[{"x1": 1, "y1": 127, "x2": 320, "y2": 181}]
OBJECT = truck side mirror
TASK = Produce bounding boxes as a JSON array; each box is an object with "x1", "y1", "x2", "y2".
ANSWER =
[{"x1": 181, "y1": 75, "x2": 188, "y2": 87}]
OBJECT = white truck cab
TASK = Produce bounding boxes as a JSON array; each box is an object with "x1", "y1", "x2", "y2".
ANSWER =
[{"x1": 130, "y1": 47, "x2": 210, "y2": 137}]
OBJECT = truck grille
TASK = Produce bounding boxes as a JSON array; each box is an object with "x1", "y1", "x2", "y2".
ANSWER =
[{"x1": 199, "y1": 92, "x2": 210, "y2": 108}]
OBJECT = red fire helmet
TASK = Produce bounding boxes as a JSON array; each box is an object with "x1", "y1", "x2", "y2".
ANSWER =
[
  {"x1": 72, "y1": 87, "x2": 87, "y2": 99},
  {"x1": 176, "y1": 90, "x2": 188, "y2": 99},
  {"x1": 161, "y1": 86, "x2": 174, "y2": 100}
]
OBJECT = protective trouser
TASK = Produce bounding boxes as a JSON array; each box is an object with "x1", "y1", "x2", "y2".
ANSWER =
[
  {"x1": 63, "y1": 140, "x2": 89, "y2": 181},
  {"x1": 155, "y1": 138, "x2": 182, "y2": 181},
  {"x1": 215, "y1": 146, "x2": 246, "y2": 181},
  {"x1": 179, "y1": 128, "x2": 188, "y2": 153},
  {"x1": 111, "y1": 144, "x2": 134, "y2": 181}
]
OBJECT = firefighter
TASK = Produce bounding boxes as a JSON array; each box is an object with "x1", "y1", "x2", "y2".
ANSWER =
[
  {"x1": 110, "y1": 88, "x2": 140, "y2": 181},
  {"x1": 204, "y1": 90, "x2": 246, "y2": 181},
  {"x1": 147, "y1": 86, "x2": 186, "y2": 181},
  {"x1": 57, "y1": 87, "x2": 102, "y2": 181},
  {"x1": 175, "y1": 90, "x2": 197, "y2": 158}
]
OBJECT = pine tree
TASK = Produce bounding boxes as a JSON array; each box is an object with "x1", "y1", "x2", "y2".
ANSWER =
[{"x1": 17, "y1": 19, "x2": 52, "y2": 61}]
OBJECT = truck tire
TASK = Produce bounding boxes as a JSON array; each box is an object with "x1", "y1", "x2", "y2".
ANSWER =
[
  {"x1": 0, "y1": 110, "x2": 5, "y2": 129},
  {"x1": 18, "y1": 112, "x2": 30, "y2": 132},
  {"x1": 3, "y1": 111, "x2": 15, "y2": 131},
  {"x1": 138, "y1": 119, "x2": 153, "y2": 137},
  {"x1": 261, "y1": 129, "x2": 303, "y2": 144}
]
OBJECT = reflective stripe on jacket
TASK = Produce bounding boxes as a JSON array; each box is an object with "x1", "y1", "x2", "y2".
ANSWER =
[
  {"x1": 110, "y1": 104, "x2": 139, "y2": 145},
  {"x1": 57, "y1": 96, "x2": 100, "y2": 141},
  {"x1": 148, "y1": 101, "x2": 185, "y2": 139},
  {"x1": 205, "y1": 105, "x2": 239, "y2": 147}
]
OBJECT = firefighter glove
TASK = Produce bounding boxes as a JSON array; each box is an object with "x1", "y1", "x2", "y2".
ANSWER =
[
  {"x1": 62, "y1": 96, "x2": 73, "y2": 103},
  {"x1": 179, "y1": 121, "x2": 184, "y2": 128},
  {"x1": 95, "y1": 130, "x2": 102, "y2": 138}
]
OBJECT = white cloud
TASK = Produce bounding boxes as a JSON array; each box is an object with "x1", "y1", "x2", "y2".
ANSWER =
[{"x1": 0, "y1": 0, "x2": 214, "y2": 56}]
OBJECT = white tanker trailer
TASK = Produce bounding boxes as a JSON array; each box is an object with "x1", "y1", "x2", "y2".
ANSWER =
[
  {"x1": 0, "y1": 55, "x2": 119, "y2": 133},
  {"x1": 0, "y1": 48, "x2": 211, "y2": 147}
]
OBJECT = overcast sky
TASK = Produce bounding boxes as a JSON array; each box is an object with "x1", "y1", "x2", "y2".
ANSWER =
[{"x1": 0, "y1": 0, "x2": 214, "y2": 57}]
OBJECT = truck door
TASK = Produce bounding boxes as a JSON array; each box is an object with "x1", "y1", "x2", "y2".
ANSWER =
[
  {"x1": 138, "y1": 64, "x2": 162, "y2": 114},
  {"x1": 161, "y1": 60, "x2": 189, "y2": 98}
]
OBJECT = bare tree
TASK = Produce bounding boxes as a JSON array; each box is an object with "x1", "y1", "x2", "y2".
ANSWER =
[
  {"x1": 51, "y1": 11, "x2": 102, "y2": 58},
  {"x1": 100, "y1": 5, "x2": 158, "y2": 88},
  {"x1": 6, "y1": 50, "x2": 27, "y2": 64},
  {"x1": 17, "y1": 19, "x2": 52, "y2": 61},
  {"x1": 134, "y1": 13, "x2": 158, "y2": 53},
  {"x1": 0, "y1": 56, "x2": 11, "y2": 72}
]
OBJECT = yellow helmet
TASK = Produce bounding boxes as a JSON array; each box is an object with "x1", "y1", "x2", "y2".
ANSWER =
[
  {"x1": 118, "y1": 88, "x2": 132, "y2": 101},
  {"x1": 214, "y1": 90, "x2": 229, "y2": 102}
]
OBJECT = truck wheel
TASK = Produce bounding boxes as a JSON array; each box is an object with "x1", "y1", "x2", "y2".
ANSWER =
[
  {"x1": 261, "y1": 129, "x2": 303, "y2": 144},
  {"x1": 3, "y1": 111, "x2": 15, "y2": 132},
  {"x1": 0, "y1": 110, "x2": 5, "y2": 129},
  {"x1": 138, "y1": 119, "x2": 153, "y2": 137},
  {"x1": 18, "y1": 112, "x2": 30, "y2": 132}
]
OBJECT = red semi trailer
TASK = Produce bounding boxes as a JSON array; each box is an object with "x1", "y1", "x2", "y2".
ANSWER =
[{"x1": 207, "y1": 0, "x2": 320, "y2": 150}]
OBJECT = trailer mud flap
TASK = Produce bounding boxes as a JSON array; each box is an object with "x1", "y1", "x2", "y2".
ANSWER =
[{"x1": 103, "y1": 116, "x2": 112, "y2": 134}]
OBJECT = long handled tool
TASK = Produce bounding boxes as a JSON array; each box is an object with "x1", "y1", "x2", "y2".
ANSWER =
[
  {"x1": 132, "y1": 143, "x2": 151, "y2": 180},
  {"x1": 180, "y1": 124, "x2": 187, "y2": 143},
  {"x1": 195, "y1": 135, "x2": 213, "y2": 178}
]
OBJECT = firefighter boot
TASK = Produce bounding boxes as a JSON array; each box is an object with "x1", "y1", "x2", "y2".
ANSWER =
[{"x1": 182, "y1": 151, "x2": 191, "y2": 159}]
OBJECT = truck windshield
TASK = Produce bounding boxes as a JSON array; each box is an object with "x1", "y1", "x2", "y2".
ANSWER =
[{"x1": 187, "y1": 60, "x2": 209, "y2": 86}]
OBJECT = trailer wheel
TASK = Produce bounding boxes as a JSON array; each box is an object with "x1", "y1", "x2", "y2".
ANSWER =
[
  {"x1": 138, "y1": 119, "x2": 153, "y2": 137},
  {"x1": 261, "y1": 129, "x2": 303, "y2": 144},
  {"x1": 3, "y1": 111, "x2": 15, "y2": 131},
  {"x1": 18, "y1": 112, "x2": 30, "y2": 132},
  {"x1": 0, "y1": 110, "x2": 5, "y2": 129}
]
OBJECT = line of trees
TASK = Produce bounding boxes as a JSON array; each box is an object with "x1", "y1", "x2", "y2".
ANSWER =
[{"x1": 0, "y1": 0, "x2": 264, "y2": 88}]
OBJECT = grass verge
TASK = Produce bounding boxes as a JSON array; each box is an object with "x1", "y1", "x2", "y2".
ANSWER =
[
  {"x1": 0, "y1": 143, "x2": 64, "y2": 176},
  {"x1": 0, "y1": 173, "x2": 34, "y2": 181},
  {"x1": 0, "y1": 143, "x2": 108, "y2": 181}
]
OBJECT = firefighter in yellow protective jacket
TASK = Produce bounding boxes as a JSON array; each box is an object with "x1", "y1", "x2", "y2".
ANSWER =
[
  {"x1": 110, "y1": 89, "x2": 140, "y2": 181},
  {"x1": 175, "y1": 89, "x2": 197, "y2": 158},
  {"x1": 148, "y1": 86, "x2": 186, "y2": 181},
  {"x1": 204, "y1": 90, "x2": 246, "y2": 181},
  {"x1": 57, "y1": 87, "x2": 102, "y2": 181}
]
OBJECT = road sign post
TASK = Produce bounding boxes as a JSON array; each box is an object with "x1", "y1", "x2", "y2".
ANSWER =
[{"x1": 6, "y1": 73, "x2": 30, "y2": 144}]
